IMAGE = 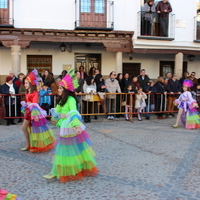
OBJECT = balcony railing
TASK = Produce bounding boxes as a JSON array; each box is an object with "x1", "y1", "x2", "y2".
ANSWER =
[
  {"x1": 75, "y1": 0, "x2": 114, "y2": 30},
  {"x1": 0, "y1": 0, "x2": 14, "y2": 27},
  {"x1": 137, "y1": 11, "x2": 175, "y2": 39}
]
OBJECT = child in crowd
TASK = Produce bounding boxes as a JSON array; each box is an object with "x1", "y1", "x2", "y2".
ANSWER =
[
  {"x1": 173, "y1": 80, "x2": 200, "y2": 129},
  {"x1": 144, "y1": 80, "x2": 156, "y2": 120},
  {"x1": 193, "y1": 84, "x2": 200, "y2": 106},
  {"x1": 131, "y1": 76, "x2": 140, "y2": 92},
  {"x1": 124, "y1": 84, "x2": 134, "y2": 121},
  {"x1": 135, "y1": 87, "x2": 147, "y2": 121},
  {"x1": 39, "y1": 84, "x2": 52, "y2": 114}
]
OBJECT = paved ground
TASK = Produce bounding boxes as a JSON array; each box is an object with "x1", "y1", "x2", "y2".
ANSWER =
[{"x1": 0, "y1": 115, "x2": 200, "y2": 200}]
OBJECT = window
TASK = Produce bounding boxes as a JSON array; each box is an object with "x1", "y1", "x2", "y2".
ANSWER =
[
  {"x1": 81, "y1": 0, "x2": 90, "y2": 13},
  {"x1": 0, "y1": 0, "x2": 7, "y2": 8},
  {"x1": 95, "y1": 0, "x2": 105, "y2": 14},
  {"x1": 0, "y1": 0, "x2": 13, "y2": 26}
]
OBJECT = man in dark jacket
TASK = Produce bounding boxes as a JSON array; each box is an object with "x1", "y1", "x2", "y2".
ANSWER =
[
  {"x1": 166, "y1": 74, "x2": 181, "y2": 117},
  {"x1": 138, "y1": 69, "x2": 150, "y2": 91},
  {"x1": 156, "y1": 0, "x2": 172, "y2": 37}
]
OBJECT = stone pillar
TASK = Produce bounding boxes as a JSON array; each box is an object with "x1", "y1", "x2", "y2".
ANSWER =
[
  {"x1": 116, "y1": 52, "x2": 122, "y2": 74},
  {"x1": 175, "y1": 52, "x2": 183, "y2": 79},
  {"x1": 11, "y1": 45, "x2": 21, "y2": 75}
]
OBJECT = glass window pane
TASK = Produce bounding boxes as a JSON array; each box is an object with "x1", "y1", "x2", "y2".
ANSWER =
[
  {"x1": 81, "y1": 0, "x2": 91, "y2": 13},
  {"x1": 0, "y1": 0, "x2": 8, "y2": 9},
  {"x1": 95, "y1": 0, "x2": 104, "y2": 14}
]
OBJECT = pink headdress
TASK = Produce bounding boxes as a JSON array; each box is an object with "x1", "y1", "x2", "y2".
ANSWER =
[
  {"x1": 183, "y1": 80, "x2": 193, "y2": 88},
  {"x1": 59, "y1": 70, "x2": 79, "y2": 92}
]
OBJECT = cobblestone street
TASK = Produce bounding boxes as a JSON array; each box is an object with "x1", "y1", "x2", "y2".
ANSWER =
[{"x1": 0, "y1": 116, "x2": 200, "y2": 200}]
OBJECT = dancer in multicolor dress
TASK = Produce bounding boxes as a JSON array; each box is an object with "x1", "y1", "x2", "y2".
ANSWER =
[
  {"x1": 21, "y1": 69, "x2": 55, "y2": 152},
  {"x1": 173, "y1": 80, "x2": 200, "y2": 129},
  {"x1": 43, "y1": 70, "x2": 98, "y2": 182}
]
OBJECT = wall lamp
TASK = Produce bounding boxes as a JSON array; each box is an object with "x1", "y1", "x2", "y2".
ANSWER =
[
  {"x1": 59, "y1": 43, "x2": 67, "y2": 52},
  {"x1": 187, "y1": 55, "x2": 195, "y2": 61}
]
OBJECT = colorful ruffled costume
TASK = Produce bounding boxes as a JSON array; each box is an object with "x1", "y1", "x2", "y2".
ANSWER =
[
  {"x1": 44, "y1": 70, "x2": 98, "y2": 182},
  {"x1": 21, "y1": 69, "x2": 55, "y2": 152},
  {"x1": 0, "y1": 189, "x2": 20, "y2": 200},
  {"x1": 174, "y1": 91, "x2": 200, "y2": 129},
  {"x1": 50, "y1": 96, "x2": 98, "y2": 182}
]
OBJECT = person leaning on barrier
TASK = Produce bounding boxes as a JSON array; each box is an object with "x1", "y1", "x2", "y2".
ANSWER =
[
  {"x1": 1, "y1": 76, "x2": 18, "y2": 126},
  {"x1": 83, "y1": 76, "x2": 98, "y2": 123},
  {"x1": 75, "y1": 71, "x2": 84, "y2": 113},
  {"x1": 153, "y1": 76, "x2": 167, "y2": 119},
  {"x1": 138, "y1": 69, "x2": 150, "y2": 91},
  {"x1": 105, "y1": 71, "x2": 121, "y2": 120},
  {"x1": 166, "y1": 74, "x2": 181, "y2": 118},
  {"x1": 51, "y1": 77, "x2": 61, "y2": 96}
]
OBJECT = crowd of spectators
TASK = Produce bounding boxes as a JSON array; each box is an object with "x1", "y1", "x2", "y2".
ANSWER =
[{"x1": 0, "y1": 67, "x2": 200, "y2": 125}]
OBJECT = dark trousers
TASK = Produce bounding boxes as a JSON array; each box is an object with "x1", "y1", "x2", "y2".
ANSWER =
[
  {"x1": 160, "y1": 17, "x2": 169, "y2": 37},
  {"x1": 5, "y1": 104, "x2": 15, "y2": 124},
  {"x1": 144, "y1": 20, "x2": 152, "y2": 35},
  {"x1": 41, "y1": 103, "x2": 50, "y2": 114}
]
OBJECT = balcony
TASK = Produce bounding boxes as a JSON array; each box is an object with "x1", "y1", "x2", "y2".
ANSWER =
[
  {"x1": 75, "y1": 0, "x2": 114, "y2": 30},
  {"x1": 137, "y1": 11, "x2": 175, "y2": 40},
  {"x1": 0, "y1": 0, "x2": 14, "y2": 27}
]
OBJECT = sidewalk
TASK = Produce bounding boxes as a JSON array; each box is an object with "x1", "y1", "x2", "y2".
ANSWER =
[{"x1": 0, "y1": 116, "x2": 200, "y2": 200}]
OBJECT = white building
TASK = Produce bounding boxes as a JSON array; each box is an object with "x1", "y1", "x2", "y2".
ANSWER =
[{"x1": 0, "y1": 0, "x2": 200, "y2": 83}]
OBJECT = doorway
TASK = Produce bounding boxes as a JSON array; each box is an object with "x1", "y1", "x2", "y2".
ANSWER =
[{"x1": 123, "y1": 63, "x2": 141, "y2": 78}]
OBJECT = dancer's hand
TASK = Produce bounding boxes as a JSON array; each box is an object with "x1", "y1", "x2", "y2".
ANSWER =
[{"x1": 74, "y1": 126, "x2": 82, "y2": 135}]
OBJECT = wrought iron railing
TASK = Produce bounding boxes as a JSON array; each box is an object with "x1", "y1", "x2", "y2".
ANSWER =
[{"x1": 137, "y1": 11, "x2": 175, "y2": 38}]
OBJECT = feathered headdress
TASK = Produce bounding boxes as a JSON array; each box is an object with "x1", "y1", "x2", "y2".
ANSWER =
[
  {"x1": 183, "y1": 79, "x2": 193, "y2": 88},
  {"x1": 59, "y1": 69, "x2": 79, "y2": 92},
  {"x1": 25, "y1": 69, "x2": 39, "y2": 86}
]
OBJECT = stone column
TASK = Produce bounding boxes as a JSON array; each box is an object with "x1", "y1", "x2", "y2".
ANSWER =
[
  {"x1": 11, "y1": 45, "x2": 21, "y2": 75},
  {"x1": 116, "y1": 52, "x2": 122, "y2": 74},
  {"x1": 175, "y1": 52, "x2": 183, "y2": 79}
]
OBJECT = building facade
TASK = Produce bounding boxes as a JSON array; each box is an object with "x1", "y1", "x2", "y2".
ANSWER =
[{"x1": 0, "y1": 0, "x2": 200, "y2": 83}]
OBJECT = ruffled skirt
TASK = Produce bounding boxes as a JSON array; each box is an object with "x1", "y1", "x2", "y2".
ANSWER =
[
  {"x1": 22, "y1": 104, "x2": 55, "y2": 152},
  {"x1": 50, "y1": 130, "x2": 98, "y2": 183},
  {"x1": 185, "y1": 107, "x2": 200, "y2": 129}
]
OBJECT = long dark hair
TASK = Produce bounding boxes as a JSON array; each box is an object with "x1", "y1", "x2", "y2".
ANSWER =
[
  {"x1": 85, "y1": 76, "x2": 94, "y2": 86},
  {"x1": 57, "y1": 86, "x2": 78, "y2": 106},
  {"x1": 26, "y1": 83, "x2": 37, "y2": 94}
]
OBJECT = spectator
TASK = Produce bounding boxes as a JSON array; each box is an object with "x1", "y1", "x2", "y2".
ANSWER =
[
  {"x1": 153, "y1": 76, "x2": 167, "y2": 119},
  {"x1": 190, "y1": 72, "x2": 198, "y2": 91},
  {"x1": 0, "y1": 85, "x2": 4, "y2": 125},
  {"x1": 51, "y1": 77, "x2": 61, "y2": 96},
  {"x1": 1, "y1": 76, "x2": 18, "y2": 126},
  {"x1": 105, "y1": 71, "x2": 121, "y2": 120},
  {"x1": 19, "y1": 76, "x2": 26, "y2": 101},
  {"x1": 131, "y1": 76, "x2": 140, "y2": 92},
  {"x1": 83, "y1": 76, "x2": 98, "y2": 123},
  {"x1": 14, "y1": 73, "x2": 25, "y2": 89},
  {"x1": 94, "y1": 69, "x2": 100, "y2": 76},
  {"x1": 144, "y1": 80, "x2": 157, "y2": 120},
  {"x1": 166, "y1": 74, "x2": 181, "y2": 118},
  {"x1": 9, "y1": 70, "x2": 19, "y2": 85},
  {"x1": 194, "y1": 84, "x2": 200, "y2": 106},
  {"x1": 88, "y1": 67, "x2": 96, "y2": 77},
  {"x1": 165, "y1": 72, "x2": 172, "y2": 79},
  {"x1": 116, "y1": 73, "x2": 124, "y2": 92},
  {"x1": 44, "y1": 72, "x2": 54, "y2": 88},
  {"x1": 123, "y1": 84, "x2": 134, "y2": 121},
  {"x1": 179, "y1": 71, "x2": 190, "y2": 86},
  {"x1": 79, "y1": 66, "x2": 88, "y2": 80},
  {"x1": 60, "y1": 70, "x2": 68, "y2": 79},
  {"x1": 116, "y1": 73, "x2": 124, "y2": 118},
  {"x1": 95, "y1": 74, "x2": 107, "y2": 113},
  {"x1": 39, "y1": 84, "x2": 52, "y2": 114},
  {"x1": 138, "y1": 69, "x2": 150, "y2": 91},
  {"x1": 75, "y1": 71, "x2": 84, "y2": 113},
  {"x1": 42, "y1": 70, "x2": 49, "y2": 82},
  {"x1": 122, "y1": 73, "x2": 131, "y2": 91},
  {"x1": 142, "y1": 0, "x2": 156, "y2": 36},
  {"x1": 135, "y1": 87, "x2": 147, "y2": 121},
  {"x1": 156, "y1": 0, "x2": 172, "y2": 37}
]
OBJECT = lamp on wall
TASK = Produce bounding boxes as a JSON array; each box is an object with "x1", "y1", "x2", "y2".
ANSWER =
[
  {"x1": 59, "y1": 43, "x2": 67, "y2": 52},
  {"x1": 187, "y1": 55, "x2": 195, "y2": 61}
]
